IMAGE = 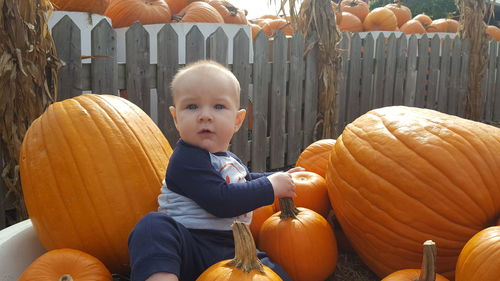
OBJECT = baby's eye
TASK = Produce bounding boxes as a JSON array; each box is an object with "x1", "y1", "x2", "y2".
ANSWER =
[
  {"x1": 214, "y1": 104, "x2": 225, "y2": 110},
  {"x1": 186, "y1": 104, "x2": 198, "y2": 110}
]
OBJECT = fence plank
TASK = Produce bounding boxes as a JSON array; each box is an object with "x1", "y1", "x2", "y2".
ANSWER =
[
  {"x1": 427, "y1": 35, "x2": 441, "y2": 109},
  {"x1": 372, "y1": 33, "x2": 386, "y2": 109},
  {"x1": 206, "y1": 27, "x2": 228, "y2": 66},
  {"x1": 383, "y1": 33, "x2": 397, "y2": 106},
  {"x1": 395, "y1": 35, "x2": 408, "y2": 105},
  {"x1": 91, "y1": 19, "x2": 118, "y2": 95},
  {"x1": 287, "y1": 31, "x2": 305, "y2": 166},
  {"x1": 437, "y1": 36, "x2": 452, "y2": 112},
  {"x1": 360, "y1": 33, "x2": 375, "y2": 115},
  {"x1": 347, "y1": 33, "x2": 362, "y2": 124},
  {"x1": 415, "y1": 34, "x2": 429, "y2": 108},
  {"x1": 447, "y1": 37, "x2": 462, "y2": 116},
  {"x1": 457, "y1": 38, "x2": 470, "y2": 118},
  {"x1": 185, "y1": 25, "x2": 205, "y2": 63},
  {"x1": 269, "y1": 31, "x2": 288, "y2": 169},
  {"x1": 303, "y1": 34, "x2": 319, "y2": 143},
  {"x1": 251, "y1": 32, "x2": 270, "y2": 172},
  {"x1": 484, "y1": 41, "x2": 497, "y2": 122},
  {"x1": 335, "y1": 33, "x2": 349, "y2": 136},
  {"x1": 52, "y1": 15, "x2": 82, "y2": 100},
  {"x1": 495, "y1": 49, "x2": 500, "y2": 122},
  {"x1": 231, "y1": 29, "x2": 251, "y2": 164},
  {"x1": 126, "y1": 22, "x2": 151, "y2": 114},
  {"x1": 157, "y1": 24, "x2": 180, "y2": 147}
]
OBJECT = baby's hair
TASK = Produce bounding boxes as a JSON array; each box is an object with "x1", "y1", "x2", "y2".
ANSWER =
[{"x1": 170, "y1": 60, "x2": 240, "y2": 101}]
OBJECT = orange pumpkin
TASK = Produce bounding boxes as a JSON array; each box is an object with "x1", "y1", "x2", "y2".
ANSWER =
[
  {"x1": 400, "y1": 19, "x2": 426, "y2": 34},
  {"x1": 18, "y1": 248, "x2": 113, "y2": 281},
  {"x1": 166, "y1": 0, "x2": 189, "y2": 14},
  {"x1": 486, "y1": 25, "x2": 500, "y2": 41},
  {"x1": 197, "y1": 221, "x2": 282, "y2": 280},
  {"x1": 325, "y1": 106, "x2": 500, "y2": 279},
  {"x1": 20, "y1": 94, "x2": 172, "y2": 274},
  {"x1": 208, "y1": 0, "x2": 247, "y2": 24},
  {"x1": 413, "y1": 13, "x2": 432, "y2": 28},
  {"x1": 339, "y1": 12, "x2": 364, "y2": 33},
  {"x1": 259, "y1": 198, "x2": 338, "y2": 281},
  {"x1": 385, "y1": 3, "x2": 412, "y2": 27},
  {"x1": 340, "y1": 0, "x2": 370, "y2": 22},
  {"x1": 363, "y1": 7, "x2": 398, "y2": 31},
  {"x1": 248, "y1": 23, "x2": 263, "y2": 39},
  {"x1": 104, "y1": 0, "x2": 172, "y2": 28},
  {"x1": 273, "y1": 171, "x2": 331, "y2": 218},
  {"x1": 261, "y1": 18, "x2": 293, "y2": 37},
  {"x1": 51, "y1": 0, "x2": 109, "y2": 15},
  {"x1": 295, "y1": 138, "x2": 336, "y2": 178},
  {"x1": 381, "y1": 241, "x2": 450, "y2": 281},
  {"x1": 455, "y1": 226, "x2": 500, "y2": 281},
  {"x1": 173, "y1": 1, "x2": 224, "y2": 23},
  {"x1": 249, "y1": 204, "x2": 275, "y2": 245},
  {"x1": 427, "y1": 18, "x2": 458, "y2": 33}
]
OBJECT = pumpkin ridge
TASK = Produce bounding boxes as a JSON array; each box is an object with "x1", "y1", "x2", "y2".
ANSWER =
[
  {"x1": 366, "y1": 111, "x2": 493, "y2": 221},
  {"x1": 59, "y1": 98, "x2": 124, "y2": 266}
]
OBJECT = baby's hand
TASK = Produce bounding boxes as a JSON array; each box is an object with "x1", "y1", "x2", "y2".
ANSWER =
[
  {"x1": 286, "y1": 166, "x2": 305, "y2": 174},
  {"x1": 267, "y1": 172, "x2": 296, "y2": 198}
]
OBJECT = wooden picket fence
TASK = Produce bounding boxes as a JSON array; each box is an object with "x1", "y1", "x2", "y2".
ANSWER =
[{"x1": 2, "y1": 15, "x2": 500, "y2": 229}]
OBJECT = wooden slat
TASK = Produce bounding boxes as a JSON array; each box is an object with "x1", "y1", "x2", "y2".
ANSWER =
[
  {"x1": 457, "y1": 38, "x2": 470, "y2": 118},
  {"x1": 303, "y1": 34, "x2": 319, "y2": 144},
  {"x1": 231, "y1": 28, "x2": 251, "y2": 164},
  {"x1": 448, "y1": 38, "x2": 462, "y2": 116},
  {"x1": 437, "y1": 36, "x2": 452, "y2": 112},
  {"x1": 395, "y1": 35, "x2": 408, "y2": 105},
  {"x1": 335, "y1": 33, "x2": 349, "y2": 136},
  {"x1": 415, "y1": 34, "x2": 429, "y2": 108},
  {"x1": 372, "y1": 33, "x2": 386, "y2": 109},
  {"x1": 383, "y1": 33, "x2": 397, "y2": 106},
  {"x1": 360, "y1": 33, "x2": 375, "y2": 115},
  {"x1": 125, "y1": 22, "x2": 151, "y2": 114},
  {"x1": 483, "y1": 41, "x2": 497, "y2": 122},
  {"x1": 347, "y1": 33, "x2": 362, "y2": 124},
  {"x1": 91, "y1": 19, "x2": 118, "y2": 95},
  {"x1": 427, "y1": 34, "x2": 441, "y2": 109},
  {"x1": 185, "y1": 25, "x2": 205, "y2": 63},
  {"x1": 286, "y1": 31, "x2": 305, "y2": 166},
  {"x1": 157, "y1": 24, "x2": 180, "y2": 147},
  {"x1": 269, "y1": 31, "x2": 288, "y2": 169},
  {"x1": 52, "y1": 15, "x2": 82, "y2": 101},
  {"x1": 250, "y1": 32, "x2": 270, "y2": 172},
  {"x1": 494, "y1": 49, "x2": 500, "y2": 122},
  {"x1": 206, "y1": 27, "x2": 228, "y2": 66}
]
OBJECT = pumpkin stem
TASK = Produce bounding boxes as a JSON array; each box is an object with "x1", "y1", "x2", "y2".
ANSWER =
[
  {"x1": 278, "y1": 197, "x2": 299, "y2": 219},
  {"x1": 59, "y1": 274, "x2": 73, "y2": 281},
  {"x1": 418, "y1": 240, "x2": 437, "y2": 281},
  {"x1": 226, "y1": 221, "x2": 265, "y2": 273}
]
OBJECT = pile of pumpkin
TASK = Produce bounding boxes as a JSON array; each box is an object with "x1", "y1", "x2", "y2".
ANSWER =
[
  {"x1": 333, "y1": 0, "x2": 500, "y2": 41},
  {"x1": 17, "y1": 93, "x2": 500, "y2": 280}
]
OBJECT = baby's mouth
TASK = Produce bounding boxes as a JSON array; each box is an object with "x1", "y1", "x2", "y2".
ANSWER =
[{"x1": 198, "y1": 129, "x2": 214, "y2": 135}]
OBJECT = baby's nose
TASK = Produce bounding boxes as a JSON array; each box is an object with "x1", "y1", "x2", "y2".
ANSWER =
[{"x1": 198, "y1": 108, "x2": 213, "y2": 121}]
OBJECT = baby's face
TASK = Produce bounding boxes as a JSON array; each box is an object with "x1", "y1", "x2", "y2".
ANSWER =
[{"x1": 170, "y1": 72, "x2": 245, "y2": 153}]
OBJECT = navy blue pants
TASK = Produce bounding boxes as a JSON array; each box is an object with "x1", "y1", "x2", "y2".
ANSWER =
[{"x1": 128, "y1": 212, "x2": 291, "y2": 281}]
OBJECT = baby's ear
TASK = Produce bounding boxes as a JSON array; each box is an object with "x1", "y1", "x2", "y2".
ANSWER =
[
  {"x1": 234, "y1": 109, "x2": 246, "y2": 132},
  {"x1": 169, "y1": 106, "x2": 178, "y2": 128}
]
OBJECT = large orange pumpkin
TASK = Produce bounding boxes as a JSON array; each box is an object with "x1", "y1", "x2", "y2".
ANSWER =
[
  {"x1": 18, "y1": 248, "x2": 113, "y2": 281},
  {"x1": 427, "y1": 18, "x2": 459, "y2": 33},
  {"x1": 400, "y1": 19, "x2": 426, "y2": 34},
  {"x1": 413, "y1": 13, "x2": 432, "y2": 28},
  {"x1": 197, "y1": 221, "x2": 282, "y2": 280},
  {"x1": 455, "y1": 226, "x2": 500, "y2": 281},
  {"x1": 104, "y1": 0, "x2": 172, "y2": 28},
  {"x1": 295, "y1": 138, "x2": 336, "y2": 178},
  {"x1": 173, "y1": 1, "x2": 223, "y2": 23},
  {"x1": 384, "y1": 3, "x2": 412, "y2": 27},
  {"x1": 20, "y1": 94, "x2": 173, "y2": 274},
  {"x1": 51, "y1": 0, "x2": 109, "y2": 15},
  {"x1": 340, "y1": 0, "x2": 370, "y2": 22},
  {"x1": 339, "y1": 12, "x2": 364, "y2": 33},
  {"x1": 363, "y1": 7, "x2": 398, "y2": 31},
  {"x1": 326, "y1": 106, "x2": 500, "y2": 279},
  {"x1": 208, "y1": 0, "x2": 247, "y2": 24}
]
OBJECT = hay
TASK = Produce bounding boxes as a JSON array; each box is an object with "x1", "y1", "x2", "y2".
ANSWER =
[
  {"x1": 455, "y1": 0, "x2": 492, "y2": 121},
  {"x1": 0, "y1": 0, "x2": 62, "y2": 223}
]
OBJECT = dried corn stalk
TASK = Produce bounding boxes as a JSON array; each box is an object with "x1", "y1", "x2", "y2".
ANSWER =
[
  {"x1": 0, "y1": 0, "x2": 61, "y2": 223},
  {"x1": 455, "y1": 0, "x2": 492, "y2": 121}
]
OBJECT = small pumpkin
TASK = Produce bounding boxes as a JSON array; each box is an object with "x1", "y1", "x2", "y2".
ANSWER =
[
  {"x1": 400, "y1": 19, "x2": 426, "y2": 34},
  {"x1": 259, "y1": 198, "x2": 338, "y2": 281},
  {"x1": 51, "y1": 0, "x2": 109, "y2": 15},
  {"x1": 295, "y1": 138, "x2": 336, "y2": 178},
  {"x1": 340, "y1": 0, "x2": 370, "y2": 22},
  {"x1": 208, "y1": 0, "x2": 247, "y2": 24},
  {"x1": 173, "y1": 1, "x2": 224, "y2": 23},
  {"x1": 381, "y1": 240, "x2": 450, "y2": 281},
  {"x1": 104, "y1": 0, "x2": 172, "y2": 28},
  {"x1": 249, "y1": 204, "x2": 275, "y2": 245},
  {"x1": 384, "y1": 2, "x2": 412, "y2": 27},
  {"x1": 363, "y1": 7, "x2": 398, "y2": 31},
  {"x1": 455, "y1": 226, "x2": 500, "y2": 281},
  {"x1": 486, "y1": 25, "x2": 500, "y2": 41},
  {"x1": 18, "y1": 248, "x2": 113, "y2": 281},
  {"x1": 261, "y1": 19, "x2": 293, "y2": 37},
  {"x1": 413, "y1": 13, "x2": 432, "y2": 28},
  {"x1": 339, "y1": 12, "x2": 364, "y2": 33},
  {"x1": 197, "y1": 221, "x2": 282, "y2": 280},
  {"x1": 427, "y1": 18, "x2": 458, "y2": 33}
]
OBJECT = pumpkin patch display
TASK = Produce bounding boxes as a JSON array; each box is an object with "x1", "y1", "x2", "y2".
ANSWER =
[
  {"x1": 455, "y1": 226, "x2": 500, "y2": 281},
  {"x1": 18, "y1": 248, "x2": 113, "y2": 281},
  {"x1": 325, "y1": 106, "x2": 500, "y2": 279},
  {"x1": 20, "y1": 94, "x2": 173, "y2": 274}
]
